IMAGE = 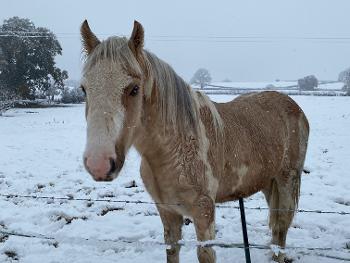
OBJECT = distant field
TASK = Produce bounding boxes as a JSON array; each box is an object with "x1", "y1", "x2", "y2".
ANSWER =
[{"x1": 193, "y1": 81, "x2": 347, "y2": 96}]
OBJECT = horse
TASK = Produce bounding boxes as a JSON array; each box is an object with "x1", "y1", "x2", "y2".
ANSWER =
[{"x1": 80, "y1": 20, "x2": 309, "y2": 263}]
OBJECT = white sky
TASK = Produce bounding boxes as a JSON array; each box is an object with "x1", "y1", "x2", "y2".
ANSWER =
[{"x1": 1, "y1": 0, "x2": 350, "y2": 82}]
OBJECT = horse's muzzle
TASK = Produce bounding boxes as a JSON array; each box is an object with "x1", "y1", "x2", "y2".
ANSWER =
[{"x1": 84, "y1": 155, "x2": 123, "y2": 182}]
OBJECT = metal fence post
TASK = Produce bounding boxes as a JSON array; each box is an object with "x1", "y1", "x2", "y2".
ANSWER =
[{"x1": 239, "y1": 197, "x2": 251, "y2": 263}]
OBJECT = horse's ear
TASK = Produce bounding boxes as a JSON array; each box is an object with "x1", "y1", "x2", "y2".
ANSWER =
[
  {"x1": 128, "y1": 20, "x2": 144, "y2": 57},
  {"x1": 81, "y1": 20, "x2": 101, "y2": 55}
]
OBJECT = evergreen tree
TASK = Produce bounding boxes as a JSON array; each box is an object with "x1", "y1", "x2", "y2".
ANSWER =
[{"x1": 0, "y1": 17, "x2": 68, "y2": 99}]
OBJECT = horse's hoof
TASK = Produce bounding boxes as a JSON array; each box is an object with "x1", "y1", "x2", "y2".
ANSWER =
[{"x1": 272, "y1": 252, "x2": 293, "y2": 263}]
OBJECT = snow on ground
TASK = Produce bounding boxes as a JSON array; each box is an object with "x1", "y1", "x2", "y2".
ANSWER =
[
  {"x1": 0, "y1": 95, "x2": 349, "y2": 263},
  {"x1": 316, "y1": 82, "x2": 345, "y2": 90}
]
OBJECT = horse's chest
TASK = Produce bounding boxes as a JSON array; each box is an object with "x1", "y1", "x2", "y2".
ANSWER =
[
  {"x1": 140, "y1": 157, "x2": 209, "y2": 216},
  {"x1": 140, "y1": 159, "x2": 183, "y2": 200}
]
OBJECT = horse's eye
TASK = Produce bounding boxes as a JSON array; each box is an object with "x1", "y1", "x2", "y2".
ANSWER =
[
  {"x1": 129, "y1": 85, "x2": 139, "y2": 96},
  {"x1": 81, "y1": 86, "x2": 86, "y2": 95}
]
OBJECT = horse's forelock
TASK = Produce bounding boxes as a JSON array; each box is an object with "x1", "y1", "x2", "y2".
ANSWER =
[{"x1": 82, "y1": 37, "x2": 142, "y2": 79}]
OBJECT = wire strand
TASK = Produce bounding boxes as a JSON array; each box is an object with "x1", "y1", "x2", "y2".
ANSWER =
[
  {"x1": 2, "y1": 32, "x2": 350, "y2": 43},
  {"x1": 0, "y1": 229, "x2": 349, "y2": 261},
  {"x1": 0, "y1": 193, "x2": 349, "y2": 215},
  {"x1": 2, "y1": 31, "x2": 350, "y2": 39}
]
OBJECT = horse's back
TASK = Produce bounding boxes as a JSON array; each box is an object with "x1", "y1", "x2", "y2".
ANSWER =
[
  {"x1": 216, "y1": 91, "x2": 309, "y2": 139},
  {"x1": 218, "y1": 91, "x2": 306, "y2": 118},
  {"x1": 213, "y1": 91, "x2": 309, "y2": 202}
]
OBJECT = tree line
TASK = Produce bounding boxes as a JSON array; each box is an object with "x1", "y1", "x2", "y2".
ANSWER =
[
  {"x1": 0, "y1": 17, "x2": 85, "y2": 115},
  {"x1": 1, "y1": 17, "x2": 349, "y2": 115},
  {"x1": 190, "y1": 68, "x2": 350, "y2": 94}
]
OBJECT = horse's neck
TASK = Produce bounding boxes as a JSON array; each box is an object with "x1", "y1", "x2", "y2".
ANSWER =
[{"x1": 134, "y1": 98, "x2": 192, "y2": 170}]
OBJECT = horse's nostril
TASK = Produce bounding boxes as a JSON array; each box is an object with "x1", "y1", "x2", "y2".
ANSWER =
[{"x1": 107, "y1": 158, "x2": 116, "y2": 176}]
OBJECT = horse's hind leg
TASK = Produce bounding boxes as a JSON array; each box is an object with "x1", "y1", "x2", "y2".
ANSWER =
[
  {"x1": 264, "y1": 171, "x2": 301, "y2": 263},
  {"x1": 157, "y1": 206, "x2": 183, "y2": 263}
]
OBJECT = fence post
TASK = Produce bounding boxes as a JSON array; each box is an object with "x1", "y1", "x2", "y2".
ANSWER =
[{"x1": 239, "y1": 198, "x2": 251, "y2": 263}]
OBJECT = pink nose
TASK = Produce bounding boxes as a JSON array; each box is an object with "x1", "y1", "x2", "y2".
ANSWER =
[{"x1": 84, "y1": 156, "x2": 116, "y2": 181}]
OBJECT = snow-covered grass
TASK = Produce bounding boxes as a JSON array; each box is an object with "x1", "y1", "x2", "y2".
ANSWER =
[
  {"x1": 316, "y1": 82, "x2": 345, "y2": 90},
  {"x1": 0, "y1": 95, "x2": 349, "y2": 262}
]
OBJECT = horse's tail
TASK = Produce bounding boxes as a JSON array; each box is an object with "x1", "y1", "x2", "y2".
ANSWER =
[
  {"x1": 268, "y1": 112, "x2": 308, "y2": 237},
  {"x1": 268, "y1": 179, "x2": 280, "y2": 230},
  {"x1": 264, "y1": 95, "x2": 309, "y2": 256},
  {"x1": 268, "y1": 169, "x2": 301, "y2": 243}
]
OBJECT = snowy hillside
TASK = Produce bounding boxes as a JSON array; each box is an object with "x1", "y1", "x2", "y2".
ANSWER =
[{"x1": 0, "y1": 95, "x2": 349, "y2": 263}]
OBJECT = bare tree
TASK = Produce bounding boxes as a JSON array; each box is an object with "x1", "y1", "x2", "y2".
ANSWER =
[
  {"x1": 46, "y1": 85, "x2": 59, "y2": 104},
  {"x1": 190, "y1": 68, "x2": 212, "y2": 89},
  {"x1": 298, "y1": 75, "x2": 318, "y2": 91}
]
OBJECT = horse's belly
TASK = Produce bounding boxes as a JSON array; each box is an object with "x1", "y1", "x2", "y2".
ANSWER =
[{"x1": 215, "y1": 168, "x2": 271, "y2": 203}]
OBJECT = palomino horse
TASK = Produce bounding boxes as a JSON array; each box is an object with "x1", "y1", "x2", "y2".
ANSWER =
[{"x1": 80, "y1": 20, "x2": 309, "y2": 263}]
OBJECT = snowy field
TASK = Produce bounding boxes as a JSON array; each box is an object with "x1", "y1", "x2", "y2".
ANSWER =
[
  {"x1": 194, "y1": 81, "x2": 345, "y2": 91},
  {"x1": 0, "y1": 95, "x2": 349, "y2": 263},
  {"x1": 193, "y1": 82, "x2": 347, "y2": 97},
  {"x1": 204, "y1": 81, "x2": 298, "y2": 89}
]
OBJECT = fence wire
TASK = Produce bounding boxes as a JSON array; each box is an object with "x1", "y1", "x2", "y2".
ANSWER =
[
  {"x1": 1, "y1": 193, "x2": 350, "y2": 261},
  {"x1": 0, "y1": 229, "x2": 349, "y2": 262},
  {"x1": 0, "y1": 193, "x2": 349, "y2": 215},
  {"x1": 2, "y1": 32, "x2": 350, "y2": 44}
]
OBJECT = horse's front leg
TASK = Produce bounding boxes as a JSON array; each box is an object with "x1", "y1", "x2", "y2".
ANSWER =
[
  {"x1": 192, "y1": 195, "x2": 216, "y2": 263},
  {"x1": 157, "y1": 206, "x2": 183, "y2": 263}
]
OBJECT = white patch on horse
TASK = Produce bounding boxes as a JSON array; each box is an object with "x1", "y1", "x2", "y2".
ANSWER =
[
  {"x1": 236, "y1": 165, "x2": 248, "y2": 178},
  {"x1": 83, "y1": 61, "x2": 131, "y2": 157},
  {"x1": 230, "y1": 165, "x2": 248, "y2": 192},
  {"x1": 197, "y1": 115, "x2": 219, "y2": 196},
  {"x1": 192, "y1": 91, "x2": 223, "y2": 196}
]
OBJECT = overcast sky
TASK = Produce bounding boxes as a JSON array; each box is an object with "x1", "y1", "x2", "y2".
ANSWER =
[{"x1": 1, "y1": 0, "x2": 350, "y2": 82}]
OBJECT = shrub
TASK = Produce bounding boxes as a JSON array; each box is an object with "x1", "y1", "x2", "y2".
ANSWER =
[{"x1": 60, "y1": 87, "x2": 85, "y2": 104}]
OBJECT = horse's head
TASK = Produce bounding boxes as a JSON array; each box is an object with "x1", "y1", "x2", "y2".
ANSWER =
[{"x1": 80, "y1": 20, "x2": 146, "y2": 181}]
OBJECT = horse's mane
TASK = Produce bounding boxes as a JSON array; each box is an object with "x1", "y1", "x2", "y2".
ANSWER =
[
  {"x1": 83, "y1": 36, "x2": 222, "y2": 137},
  {"x1": 144, "y1": 50, "x2": 200, "y2": 134}
]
